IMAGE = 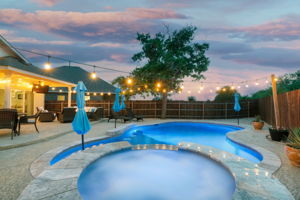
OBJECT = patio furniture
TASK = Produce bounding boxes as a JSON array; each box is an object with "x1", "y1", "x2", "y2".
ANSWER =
[
  {"x1": 0, "y1": 109, "x2": 18, "y2": 139},
  {"x1": 87, "y1": 107, "x2": 104, "y2": 121},
  {"x1": 36, "y1": 107, "x2": 56, "y2": 122},
  {"x1": 126, "y1": 108, "x2": 144, "y2": 121},
  {"x1": 108, "y1": 111, "x2": 132, "y2": 123},
  {"x1": 57, "y1": 107, "x2": 76, "y2": 123},
  {"x1": 18, "y1": 112, "x2": 40, "y2": 133}
]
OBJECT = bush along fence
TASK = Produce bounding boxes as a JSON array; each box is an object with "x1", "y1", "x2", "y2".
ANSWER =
[
  {"x1": 45, "y1": 100, "x2": 258, "y2": 119},
  {"x1": 258, "y1": 89, "x2": 300, "y2": 129}
]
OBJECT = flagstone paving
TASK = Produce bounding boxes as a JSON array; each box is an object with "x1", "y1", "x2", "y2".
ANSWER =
[{"x1": 0, "y1": 118, "x2": 299, "y2": 200}]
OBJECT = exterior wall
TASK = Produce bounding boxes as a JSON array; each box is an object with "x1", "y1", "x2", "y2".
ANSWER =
[
  {"x1": 0, "y1": 89, "x2": 4, "y2": 108},
  {"x1": 33, "y1": 93, "x2": 45, "y2": 112}
]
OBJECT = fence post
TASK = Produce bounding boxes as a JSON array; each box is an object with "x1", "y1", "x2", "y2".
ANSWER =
[
  {"x1": 225, "y1": 103, "x2": 228, "y2": 119},
  {"x1": 154, "y1": 102, "x2": 157, "y2": 118},
  {"x1": 248, "y1": 101, "x2": 250, "y2": 117},
  {"x1": 179, "y1": 102, "x2": 181, "y2": 119},
  {"x1": 202, "y1": 102, "x2": 205, "y2": 119}
]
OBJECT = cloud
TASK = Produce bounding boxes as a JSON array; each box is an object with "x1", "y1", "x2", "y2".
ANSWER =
[
  {"x1": 0, "y1": 9, "x2": 186, "y2": 42},
  {"x1": 8, "y1": 37, "x2": 73, "y2": 45},
  {"x1": 89, "y1": 42, "x2": 123, "y2": 48},
  {"x1": 31, "y1": 0, "x2": 63, "y2": 7},
  {"x1": 228, "y1": 15, "x2": 300, "y2": 42}
]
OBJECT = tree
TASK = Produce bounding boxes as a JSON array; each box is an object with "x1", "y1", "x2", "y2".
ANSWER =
[
  {"x1": 187, "y1": 96, "x2": 196, "y2": 102},
  {"x1": 113, "y1": 26, "x2": 210, "y2": 118},
  {"x1": 214, "y1": 86, "x2": 238, "y2": 102}
]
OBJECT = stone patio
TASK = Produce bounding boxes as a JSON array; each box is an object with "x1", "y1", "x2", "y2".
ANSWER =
[{"x1": 0, "y1": 118, "x2": 299, "y2": 200}]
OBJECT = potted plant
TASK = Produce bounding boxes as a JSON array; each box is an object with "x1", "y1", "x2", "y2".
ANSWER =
[
  {"x1": 285, "y1": 128, "x2": 300, "y2": 167},
  {"x1": 252, "y1": 115, "x2": 264, "y2": 130},
  {"x1": 269, "y1": 127, "x2": 289, "y2": 142}
]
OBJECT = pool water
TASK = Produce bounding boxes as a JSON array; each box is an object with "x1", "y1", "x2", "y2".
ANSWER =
[
  {"x1": 78, "y1": 149, "x2": 236, "y2": 200},
  {"x1": 50, "y1": 122, "x2": 262, "y2": 165}
]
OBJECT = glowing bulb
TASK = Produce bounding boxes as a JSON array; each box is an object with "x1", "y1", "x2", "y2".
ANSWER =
[
  {"x1": 100, "y1": 92, "x2": 104, "y2": 96},
  {"x1": 73, "y1": 90, "x2": 76, "y2": 93},
  {"x1": 51, "y1": 87, "x2": 55, "y2": 90},
  {"x1": 127, "y1": 78, "x2": 133, "y2": 85},
  {"x1": 59, "y1": 89, "x2": 62, "y2": 93},
  {"x1": 40, "y1": 82, "x2": 45, "y2": 86},
  {"x1": 237, "y1": 85, "x2": 241, "y2": 89},
  {"x1": 156, "y1": 88, "x2": 160, "y2": 92},
  {"x1": 93, "y1": 92, "x2": 97, "y2": 96},
  {"x1": 245, "y1": 84, "x2": 249, "y2": 88},
  {"x1": 230, "y1": 86, "x2": 235, "y2": 90},
  {"x1": 144, "y1": 84, "x2": 148, "y2": 89},
  {"x1": 162, "y1": 89, "x2": 167, "y2": 93},
  {"x1": 216, "y1": 87, "x2": 220, "y2": 91},
  {"x1": 90, "y1": 72, "x2": 97, "y2": 79},
  {"x1": 255, "y1": 82, "x2": 259, "y2": 86},
  {"x1": 200, "y1": 86, "x2": 204, "y2": 90},
  {"x1": 86, "y1": 92, "x2": 90, "y2": 95},
  {"x1": 198, "y1": 90, "x2": 201, "y2": 93},
  {"x1": 108, "y1": 92, "x2": 111, "y2": 96},
  {"x1": 265, "y1": 80, "x2": 269, "y2": 84},
  {"x1": 44, "y1": 62, "x2": 52, "y2": 70},
  {"x1": 137, "y1": 87, "x2": 141, "y2": 91},
  {"x1": 222, "y1": 88, "x2": 226, "y2": 92},
  {"x1": 156, "y1": 82, "x2": 161, "y2": 88},
  {"x1": 170, "y1": 90, "x2": 174, "y2": 93},
  {"x1": 209, "y1": 90, "x2": 213, "y2": 93},
  {"x1": 178, "y1": 90, "x2": 182, "y2": 94},
  {"x1": 122, "y1": 91, "x2": 126, "y2": 95},
  {"x1": 187, "y1": 90, "x2": 191, "y2": 94},
  {"x1": 180, "y1": 85, "x2": 184, "y2": 89},
  {"x1": 274, "y1": 78, "x2": 278, "y2": 82},
  {"x1": 129, "y1": 89, "x2": 133, "y2": 93}
]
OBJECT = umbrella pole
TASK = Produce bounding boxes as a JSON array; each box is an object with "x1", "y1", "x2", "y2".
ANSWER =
[
  {"x1": 81, "y1": 135, "x2": 85, "y2": 150},
  {"x1": 237, "y1": 112, "x2": 240, "y2": 125},
  {"x1": 115, "y1": 119, "x2": 117, "y2": 128}
]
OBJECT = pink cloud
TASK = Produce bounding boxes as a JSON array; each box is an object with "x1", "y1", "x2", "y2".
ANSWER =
[
  {"x1": 31, "y1": 0, "x2": 63, "y2": 7},
  {"x1": 90, "y1": 42, "x2": 123, "y2": 48},
  {"x1": 110, "y1": 54, "x2": 128, "y2": 62},
  {"x1": 8, "y1": 37, "x2": 73, "y2": 45}
]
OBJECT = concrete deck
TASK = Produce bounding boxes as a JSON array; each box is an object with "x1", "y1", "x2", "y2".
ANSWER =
[{"x1": 0, "y1": 118, "x2": 299, "y2": 200}]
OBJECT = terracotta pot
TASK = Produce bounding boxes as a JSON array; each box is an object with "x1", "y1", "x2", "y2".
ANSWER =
[
  {"x1": 252, "y1": 122, "x2": 264, "y2": 130},
  {"x1": 285, "y1": 145, "x2": 300, "y2": 167}
]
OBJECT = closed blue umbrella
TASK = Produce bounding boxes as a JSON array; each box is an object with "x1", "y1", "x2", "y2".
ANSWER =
[
  {"x1": 112, "y1": 88, "x2": 121, "y2": 112},
  {"x1": 234, "y1": 93, "x2": 241, "y2": 125},
  {"x1": 120, "y1": 95, "x2": 126, "y2": 110},
  {"x1": 112, "y1": 88, "x2": 121, "y2": 128},
  {"x1": 72, "y1": 81, "x2": 91, "y2": 150}
]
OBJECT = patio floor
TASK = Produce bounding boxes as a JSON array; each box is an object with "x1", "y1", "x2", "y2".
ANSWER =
[{"x1": 0, "y1": 118, "x2": 299, "y2": 200}]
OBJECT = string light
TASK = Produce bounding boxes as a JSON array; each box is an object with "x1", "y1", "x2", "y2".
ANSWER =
[
  {"x1": 90, "y1": 66, "x2": 97, "y2": 79},
  {"x1": 108, "y1": 92, "x2": 111, "y2": 96},
  {"x1": 180, "y1": 85, "x2": 184, "y2": 89},
  {"x1": 144, "y1": 84, "x2": 148, "y2": 89},
  {"x1": 156, "y1": 82, "x2": 162, "y2": 88},
  {"x1": 100, "y1": 92, "x2": 104, "y2": 96},
  {"x1": 86, "y1": 92, "x2": 90, "y2": 95},
  {"x1": 245, "y1": 84, "x2": 249, "y2": 88},
  {"x1": 44, "y1": 56, "x2": 52, "y2": 70},
  {"x1": 126, "y1": 78, "x2": 133, "y2": 85},
  {"x1": 222, "y1": 88, "x2": 226, "y2": 92},
  {"x1": 51, "y1": 87, "x2": 55, "y2": 90},
  {"x1": 216, "y1": 86, "x2": 220, "y2": 91},
  {"x1": 93, "y1": 92, "x2": 97, "y2": 96},
  {"x1": 230, "y1": 86, "x2": 235, "y2": 90},
  {"x1": 59, "y1": 89, "x2": 62, "y2": 93}
]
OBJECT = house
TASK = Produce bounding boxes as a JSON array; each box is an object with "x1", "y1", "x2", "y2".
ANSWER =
[
  {"x1": 0, "y1": 35, "x2": 116, "y2": 114},
  {"x1": 45, "y1": 66, "x2": 116, "y2": 102}
]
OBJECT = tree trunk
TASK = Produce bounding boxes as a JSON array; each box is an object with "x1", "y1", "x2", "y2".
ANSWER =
[{"x1": 161, "y1": 93, "x2": 167, "y2": 119}]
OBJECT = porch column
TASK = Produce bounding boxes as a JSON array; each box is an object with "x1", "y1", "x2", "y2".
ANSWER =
[
  {"x1": 68, "y1": 87, "x2": 72, "y2": 107},
  {"x1": 4, "y1": 73, "x2": 11, "y2": 108}
]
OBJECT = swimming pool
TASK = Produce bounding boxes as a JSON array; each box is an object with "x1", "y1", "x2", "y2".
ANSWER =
[
  {"x1": 50, "y1": 122, "x2": 263, "y2": 165},
  {"x1": 78, "y1": 149, "x2": 236, "y2": 200}
]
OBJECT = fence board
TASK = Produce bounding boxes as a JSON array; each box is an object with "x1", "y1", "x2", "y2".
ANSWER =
[
  {"x1": 258, "y1": 89, "x2": 300, "y2": 129},
  {"x1": 45, "y1": 100, "x2": 258, "y2": 120}
]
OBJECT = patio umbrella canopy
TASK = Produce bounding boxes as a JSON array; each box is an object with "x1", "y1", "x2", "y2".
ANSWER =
[
  {"x1": 234, "y1": 93, "x2": 241, "y2": 125},
  {"x1": 120, "y1": 95, "x2": 126, "y2": 110},
  {"x1": 112, "y1": 88, "x2": 121, "y2": 113},
  {"x1": 72, "y1": 81, "x2": 91, "y2": 150}
]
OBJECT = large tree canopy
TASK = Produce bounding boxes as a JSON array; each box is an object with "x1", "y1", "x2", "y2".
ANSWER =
[
  {"x1": 214, "y1": 86, "x2": 238, "y2": 102},
  {"x1": 112, "y1": 26, "x2": 210, "y2": 118}
]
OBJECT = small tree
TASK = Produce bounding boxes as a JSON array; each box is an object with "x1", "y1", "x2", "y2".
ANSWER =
[
  {"x1": 187, "y1": 96, "x2": 196, "y2": 102},
  {"x1": 214, "y1": 86, "x2": 238, "y2": 102},
  {"x1": 113, "y1": 26, "x2": 210, "y2": 118}
]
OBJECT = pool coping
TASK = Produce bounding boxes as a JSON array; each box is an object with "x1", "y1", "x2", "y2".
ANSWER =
[{"x1": 18, "y1": 121, "x2": 293, "y2": 200}]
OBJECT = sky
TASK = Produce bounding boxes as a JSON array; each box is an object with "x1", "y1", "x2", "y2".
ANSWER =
[{"x1": 0, "y1": 0, "x2": 299, "y2": 100}]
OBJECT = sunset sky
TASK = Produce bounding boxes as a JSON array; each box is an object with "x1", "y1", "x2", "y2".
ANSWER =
[{"x1": 0, "y1": 0, "x2": 299, "y2": 100}]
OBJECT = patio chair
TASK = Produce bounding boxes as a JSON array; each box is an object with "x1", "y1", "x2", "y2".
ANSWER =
[
  {"x1": 108, "y1": 111, "x2": 132, "y2": 123},
  {"x1": 18, "y1": 111, "x2": 40, "y2": 133},
  {"x1": 57, "y1": 107, "x2": 76, "y2": 123},
  {"x1": 126, "y1": 108, "x2": 144, "y2": 121},
  {"x1": 0, "y1": 109, "x2": 18, "y2": 139},
  {"x1": 87, "y1": 107, "x2": 104, "y2": 121},
  {"x1": 36, "y1": 107, "x2": 56, "y2": 122}
]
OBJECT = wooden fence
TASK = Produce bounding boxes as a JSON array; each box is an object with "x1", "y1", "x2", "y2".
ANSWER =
[
  {"x1": 45, "y1": 100, "x2": 258, "y2": 119},
  {"x1": 258, "y1": 89, "x2": 300, "y2": 129}
]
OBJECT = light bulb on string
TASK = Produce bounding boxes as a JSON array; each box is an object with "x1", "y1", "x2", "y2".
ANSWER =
[
  {"x1": 245, "y1": 84, "x2": 249, "y2": 88},
  {"x1": 44, "y1": 56, "x2": 52, "y2": 70},
  {"x1": 216, "y1": 86, "x2": 220, "y2": 91},
  {"x1": 265, "y1": 80, "x2": 269, "y2": 84},
  {"x1": 90, "y1": 66, "x2": 97, "y2": 79},
  {"x1": 209, "y1": 89, "x2": 213, "y2": 93},
  {"x1": 126, "y1": 78, "x2": 133, "y2": 85}
]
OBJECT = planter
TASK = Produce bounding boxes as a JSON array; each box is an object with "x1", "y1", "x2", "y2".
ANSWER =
[
  {"x1": 252, "y1": 122, "x2": 264, "y2": 130},
  {"x1": 269, "y1": 128, "x2": 289, "y2": 142},
  {"x1": 285, "y1": 145, "x2": 300, "y2": 167}
]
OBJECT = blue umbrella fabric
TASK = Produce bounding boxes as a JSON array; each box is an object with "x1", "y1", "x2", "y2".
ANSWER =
[
  {"x1": 234, "y1": 93, "x2": 241, "y2": 112},
  {"x1": 120, "y1": 95, "x2": 126, "y2": 110},
  {"x1": 72, "y1": 81, "x2": 91, "y2": 149},
  {"x1": 112, "y1": 88, "x2": 121, "y2": 112},
  {"x1": 234, "y1": 92, "x2": 241, "y2": 125}
]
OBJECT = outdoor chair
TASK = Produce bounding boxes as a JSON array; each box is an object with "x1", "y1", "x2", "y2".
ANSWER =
[
  {"x1": 126, "y1": 108, "x2": 144, "y2": 121},
  {"x1": 18, "y1": 111, "x2": 40, "y2": 133},
  {"x1": 57, "y1": 107, "x2": 76, "y2": 123},
  {"x1": 108, "y1": 111, "x2": 132, "y2": 123},
  {"x1": 36, "y1": 107, "x2": 56, "y2": 122},
  {"x1": 87, "y1": 107, "x2": 104, "y2": 121},
  {"x1": 0, "y1": 109, "x2": 18, "y2": 139}
]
